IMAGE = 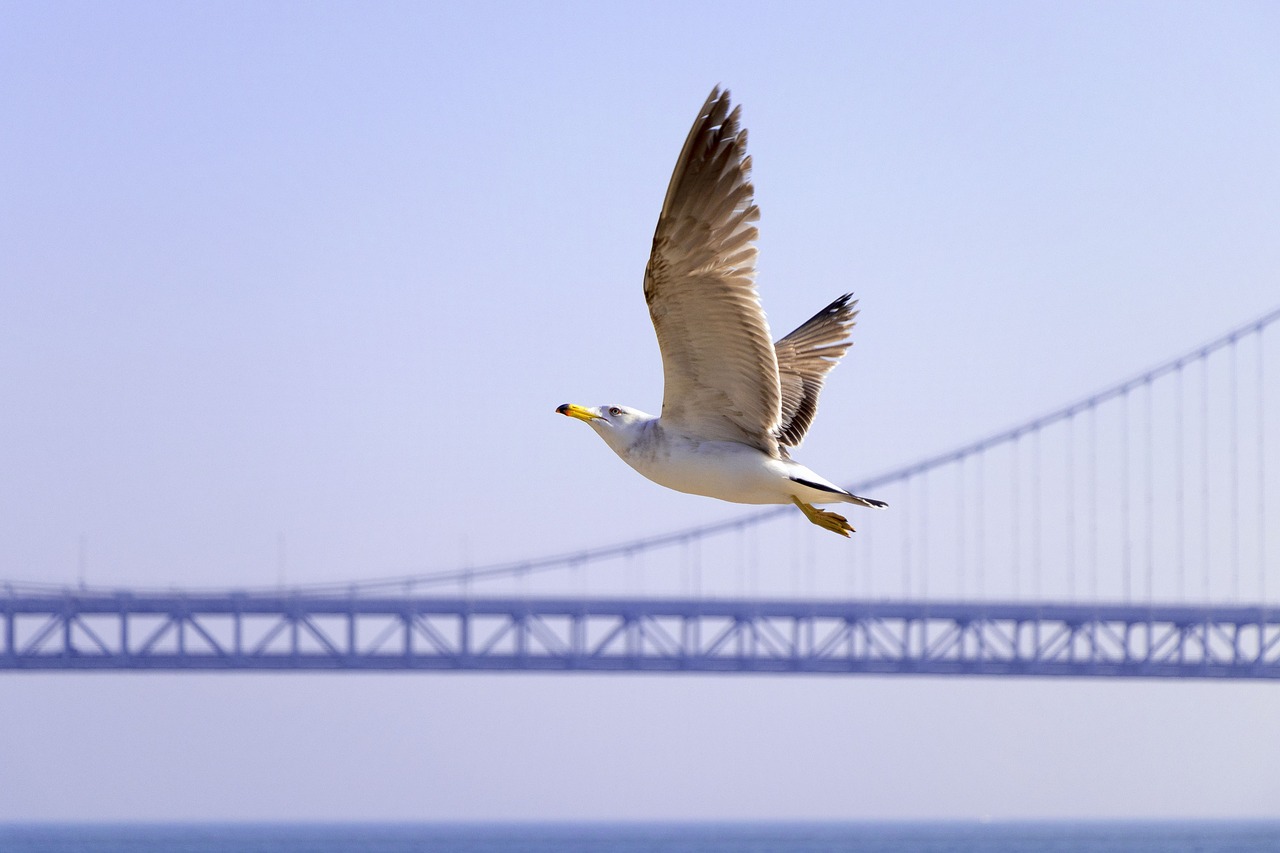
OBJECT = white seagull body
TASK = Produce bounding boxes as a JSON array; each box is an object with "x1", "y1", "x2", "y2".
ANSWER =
[{"x1": 557, "y1": 87, "x2": 886, "y2": 536}]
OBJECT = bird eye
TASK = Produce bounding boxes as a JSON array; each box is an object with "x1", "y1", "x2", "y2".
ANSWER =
[{"x1": 609, "y1": 407, "x2": 623, "y2": 417}]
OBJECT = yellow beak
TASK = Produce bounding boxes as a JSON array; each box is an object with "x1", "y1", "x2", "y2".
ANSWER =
[{"x1": 556, "y1": 403, "x2": 601, "y2": 422}]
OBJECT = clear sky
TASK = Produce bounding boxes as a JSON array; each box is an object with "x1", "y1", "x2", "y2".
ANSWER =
[{"x1": 2, "y1": 0, "x2": 1279, "y2": 822}]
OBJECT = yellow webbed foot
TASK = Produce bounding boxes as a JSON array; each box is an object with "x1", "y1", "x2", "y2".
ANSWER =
[{"x1": 790, "y1": 496, "x2": 854, "y2": 537}]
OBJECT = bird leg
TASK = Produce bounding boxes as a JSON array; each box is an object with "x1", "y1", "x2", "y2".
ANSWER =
[{"x1": 790, "y1": 496, "x2": 854, "y2": 537}]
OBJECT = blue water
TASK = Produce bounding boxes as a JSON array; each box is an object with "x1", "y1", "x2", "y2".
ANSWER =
[{"x1": 1, "y1": 822, "x2": 1279, "y2": 853}]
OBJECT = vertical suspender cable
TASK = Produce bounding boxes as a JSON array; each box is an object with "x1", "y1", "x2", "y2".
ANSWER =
[
  {"x1": 1089, "y1": 406, "x2": 1099, "y2": 600},
  {"x1": 1066, "y1": 414, "x2": 1076, "y2": 599},
  {"x1": 901, "y1": 476, "x2": 912, "y2": 599},
  {"x1": 790, "y1": 510, "x2": 800, "y2": 598},
  {"x1": 1121, "y1": 389, "x2": 1131, "y2": 601},
  {"x1": 736, "y1": 524, "x2": 746, "y2": 598},
  {"x1": 627, "y1": 548, "x2": 641, "y2": 598},
  {"x1": 847, "y1": 511, "x2": 858, "y2": 598},
  {"x1": 1012, "y1": 435, "x2": 1021, "y2": 599},
  {"x1": 976, "y1": 452, "x2": 985, "y2": 599},
  {"x1": 862, "y1": 510, "x2": 874, "y2": 599},
  {"x1": 692, "y1": 534, "x2": 702, "y2": 599},
  {"x1": 1175, "y1": 364, "x2": 1185, "y2": 601},
  {"x1": 1145, "y1": 380, "x2": 1155, "y2": 603},
  {"x1": 1230, "y1": 337, "x2": 1241, "y2": 601},
  {"x1": 1258, "y1": 328, "x2": 1268, "y2": 602},
  {"x1": 920, "y1": 470, "x2": 929, "y2": 600},
  {"x1": 1202, "y1": 355, "x2": 1211, "y2": 602},
  {"x1": 682, "y1": 535, "x2": 691, "y2": 597},
  {"x1": 958, "y1": 455, "x2": 967, "y2": 598},
  {"x1": 1032, "y1": 428, "x2": 1042, "y2": 600},
  {"x1": 805, "y1": 512, "x2": 816, "y2": 597}
]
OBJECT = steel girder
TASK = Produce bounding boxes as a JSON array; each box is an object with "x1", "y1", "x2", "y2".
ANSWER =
[{"x1": 2, "y1": 594, "x2": 1278, "y2": 678}]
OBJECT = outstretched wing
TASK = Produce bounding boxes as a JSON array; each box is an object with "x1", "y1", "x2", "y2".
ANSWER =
[
  {"x1": 643, "y1": 87, "x2": 782, "y2": 453},
  {"x1": 773, "y1": 294, "x2": 858, "y2": 448}
]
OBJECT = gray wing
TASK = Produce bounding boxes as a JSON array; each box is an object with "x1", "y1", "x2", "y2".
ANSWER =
[
  {"x1": 643, "y1": 87, "x2": 782, "y2": 453},
  {"x1": 774, "y1": 294, "x2": 858, "y2": 448}
]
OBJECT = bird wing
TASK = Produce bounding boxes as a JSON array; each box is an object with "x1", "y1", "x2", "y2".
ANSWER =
[
  {"x1": 643, "y1": 87, "x2": 781, "y2": 453},
  {"x1": 773, "y1": 294, "x2": 858, "y2": 448}
]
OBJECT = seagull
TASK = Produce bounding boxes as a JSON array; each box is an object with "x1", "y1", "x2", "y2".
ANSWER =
[{"x1": 557, "y1": 87, "x2": 886, "y2": 536}]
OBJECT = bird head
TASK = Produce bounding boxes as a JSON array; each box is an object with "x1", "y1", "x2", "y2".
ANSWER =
[{"x1": 556, "y1": 403, "x2": 653, "y2": 450}]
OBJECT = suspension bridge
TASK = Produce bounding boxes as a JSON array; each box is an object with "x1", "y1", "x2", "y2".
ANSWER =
[{"x1": 4, "y1": 307, "x2": 1278, "y2": 679}]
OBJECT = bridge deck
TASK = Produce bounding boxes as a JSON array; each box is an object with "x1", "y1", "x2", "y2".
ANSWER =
[{"x1": 3, "y1": 593, "x2": 1278, "y2": 678}]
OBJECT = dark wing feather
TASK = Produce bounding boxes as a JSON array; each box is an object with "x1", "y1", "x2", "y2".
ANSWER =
[{"x1": 773, "y1": 294, "x2": 858, "y2": 447}]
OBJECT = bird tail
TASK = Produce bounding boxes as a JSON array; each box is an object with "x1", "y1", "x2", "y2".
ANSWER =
[
  {"x1": 840, "y1": 492, "x2": 888, "y2": 509},
  {"x1": 789, "y1": 475, "x2": 887, "y2": 509}
]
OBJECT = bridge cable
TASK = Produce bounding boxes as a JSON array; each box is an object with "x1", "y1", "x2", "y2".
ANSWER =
[
  {"x1": 1032, "y1": 427, "x2": 1042, "y2": 600},
  {"x1": 1258, "y1": 328, "x2": 1268, "y2": 602},
  {"x1": 1175, "y1": 363, "x2": 1186, "y2": 602},
  {"x1": 976, "y1": 451, "x2": 985, "y2": 598},
  {"x1": 1201, "y1": 355, "x2": 1211, "y2": 602},
  {"x1": 1121, "y1": 387, "x2": 1132, "y2": 602},
  {"x1": 919, "y1": 470, "x2": 930, "y2": 600},
  {"x1": 1088, "y1": 404, "x2": 1099, "y2": 600},
  {"x1": 1230, "y1": 337, "x2": 1241, "y2": 601},
  {"x1": 901, "y1": 476, "x2": 912, "y2": 598},
  {"x1": 1230, "y1": 337, "x2": 1240, "y2": 601},
  {"x1": 1012, "y1": 435, "x2": 1021, "y2": 599},
  {"x1": 1065, "y1": 413, "x2": 1076, "y2": 600},
  {"x1": 1144, "y1": 379, "x2": 1155, "y2": 603},
  {"x1": 957, "y1": 455, "x2": 966, "y2": 598},
  {"x1": 10, "y1": 304, "x2": 1280, "y2": 599}
]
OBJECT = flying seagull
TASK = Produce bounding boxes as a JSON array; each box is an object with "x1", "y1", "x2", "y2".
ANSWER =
[{"x1": 557, "y1": 87, "x2": 886, "y2": 536}]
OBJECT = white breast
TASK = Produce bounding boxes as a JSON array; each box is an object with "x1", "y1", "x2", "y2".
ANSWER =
[{"x1": 617, "y1": 430, "x2": 792, "y2": 505}]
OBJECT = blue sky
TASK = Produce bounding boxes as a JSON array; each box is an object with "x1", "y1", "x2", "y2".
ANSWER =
[{"x1": 2, "y1": 1, "x2": 1279, "y2": 822}]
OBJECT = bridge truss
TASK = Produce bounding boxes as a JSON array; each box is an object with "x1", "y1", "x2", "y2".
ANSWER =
[{"x1": 3, "y1": 592, "x2": 1278, "y2": 679}]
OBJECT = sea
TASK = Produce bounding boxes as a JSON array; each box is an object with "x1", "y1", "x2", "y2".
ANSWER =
[{"x1": 1, "y1": 822, "x2": 1278, "y2": 853}]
